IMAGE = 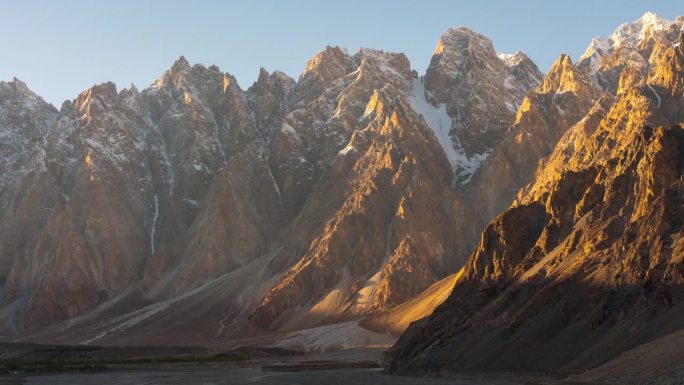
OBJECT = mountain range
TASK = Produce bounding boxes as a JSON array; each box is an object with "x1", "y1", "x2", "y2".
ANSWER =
[{"x1": 0, "y1": 11, "x2": 682, "y2": 383}]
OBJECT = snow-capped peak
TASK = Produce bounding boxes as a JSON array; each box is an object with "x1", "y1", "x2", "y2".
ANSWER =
[
  {"x1": 301, "y1": 46, "x2": 351, "y2": 81},
  {"x1": 172, "y1": 55, "x2": 191, "y2": 71},
  {"x1": 638, "y1": 11, "x2": 670, "y2": 28},
  {"x1": 577, "y1": 12, "x2": 680, "y2": 90},
  {"x1": 610, "y1": 11, "x2": 672, "y2": 48}
]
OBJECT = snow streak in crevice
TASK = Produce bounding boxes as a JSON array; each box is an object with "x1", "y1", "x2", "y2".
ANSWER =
[
  {"x1": 150, "y1": 195, "x2": 159, "y2": 256},
  {"x1": 647, "y1": 84, "x2": 661, "y2": 108}
]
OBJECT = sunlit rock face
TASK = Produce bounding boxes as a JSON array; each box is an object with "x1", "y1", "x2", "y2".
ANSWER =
[
  {"x1": 577, "y1": 12, "x2": 684, "y2": 94},
  {"x1": 387, "y1": 14, "x2": 684, "y2": 375},
  {"x1": 250, "y1": 42, "x2": 542, "y2": 330},
  {"x1": 251, "y1": 48, "x2": 466, "y2": 329},
  {"x1": 0, "y1": 25, "x2": 541, "y2": 342},
  {"x1": 466, "y1": 54, "x2": 603, "y2": 227}
]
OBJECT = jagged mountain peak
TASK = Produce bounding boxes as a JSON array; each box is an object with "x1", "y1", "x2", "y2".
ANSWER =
[
  {"x1": 73, "y1": 81, "x2": 119, "y2": 113},
  {"x1": 126, "y1": 83, "x2": 139, "y2": 94},
  {"x1": 430, "y1": 26, "x2": 499, "y2": 75},
  {"x1": 248, "y1": 67, "x2": 274, "y2": 94},
  {"x1": 171, "y1": 55, "x2": 191, "y2": 72},
  {"x1": 497, "y1": 51, "x2": 540, "y2": 77},
  {"x1": 354, "y1": 47, "x2": 409, "y2": 66},
  {"x1": 557, "y1": 52, "x2": 573, "y2": 65},
  {"x1": 0, "y1": 75, "x2": 59, "y2": 214},
  {"x1": 152, "y1": 56, "x2": 229, "y2": 98},
  {"x1": 578, "y1": 36, "x2": 610, "y2": 65},
  {"x1": 639, "y1": 10, "x2": 668, "y2": 23},
  {"x1": 427, "y1": 26, "x2": 539, "y2": 98},
  {"x1": 300, "y1": 45, "x2": 353, "y2": 84},
  {"x1": 540, "y1": 53, "x2": 593, "y2": 94},
  {"x1": 1, "y1": 77, "x2": 29, "y2": 93},
  {"x1": 353, "y1": 48, "x2": 413, "y2": 87},
  {"x1": 504, "y1": 51, "x2": 544, "y2": 91},
  {"x1": 436, "y1": 26, "x2": 494, "y2": 52},
  {"x1": 221, "y1": 72, "x2": 244, "y2": 94},
  {"x1": 257, "y1": 67, "x2": 270, "y2": 82},
  {"x1": 0, "y1": 76, "x2": 58, "y2": 140},
  {"x1": 248, "y1": 67, "x2": 295, "y2": 93},
  {"x1": 271, "y1": 70, "x2": 295, "y2": 84},
  {"x1": 0, "y1": 78, "x2": 54, "y2": 110},
  {"x1": 78, "y1": 81, "x2": 118, "y2": 99}
]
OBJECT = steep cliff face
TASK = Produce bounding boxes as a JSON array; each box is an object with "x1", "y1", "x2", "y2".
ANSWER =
[
  {"x1": 0, "y1": 78, "x2": 58, "y2": 196},
  {"x1": 424, "y1": 28, "x2": 542, "y2": 183},
  {"x1": 135, "y1": 59, "x2": 288, "y2": 298},
  {"x1": 467, "y1": 54, "x2": 603, "y2": 229},
  {"x1": 0, "y1": 78, "x2": 58, "y2": 240},
  {"x1": 8, "y1": 82, "x2": 155, "y2": 330},
  {"x1": 0, "y1": 80, "x2": 59, "y2": 331},
  {"x1": 386, "y1": 28, "x2": 684, "y2": 374}
]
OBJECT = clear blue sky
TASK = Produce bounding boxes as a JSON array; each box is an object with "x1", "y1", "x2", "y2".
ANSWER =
[{"x1": 1, "y1": 0, "x2": 681, "y2": 106}]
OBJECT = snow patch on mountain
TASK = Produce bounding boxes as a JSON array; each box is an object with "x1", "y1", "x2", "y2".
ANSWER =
[
  {"x1": 408, "y1": 79, "x2": 456, "y2": 168},
  {"x1": 150, "y1": 195, "x2": 159, "y2": 255},
  {"x1": 338, "y1": 144, "x2": 357, "y2": 156},
  {"x1": 408, "y1": 78, "x2": 489, "y2": 183}
]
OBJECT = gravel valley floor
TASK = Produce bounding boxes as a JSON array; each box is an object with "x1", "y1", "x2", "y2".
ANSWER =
[{"x1": 9, "y1": 363, "x2": 563, "y2": 385}]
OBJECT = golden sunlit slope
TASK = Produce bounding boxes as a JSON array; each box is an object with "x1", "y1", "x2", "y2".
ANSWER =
[
  {"x1": 360, "y1": 269, "x2": 463, "y2": 336},
  {"x1": 386, "y1": 30, "x2": 684, "y2": 375}
]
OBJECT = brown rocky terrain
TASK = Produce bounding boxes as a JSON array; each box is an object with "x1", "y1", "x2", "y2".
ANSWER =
[{"x1": 386, "y1": 24, "x2": 684, "y2": 376}]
